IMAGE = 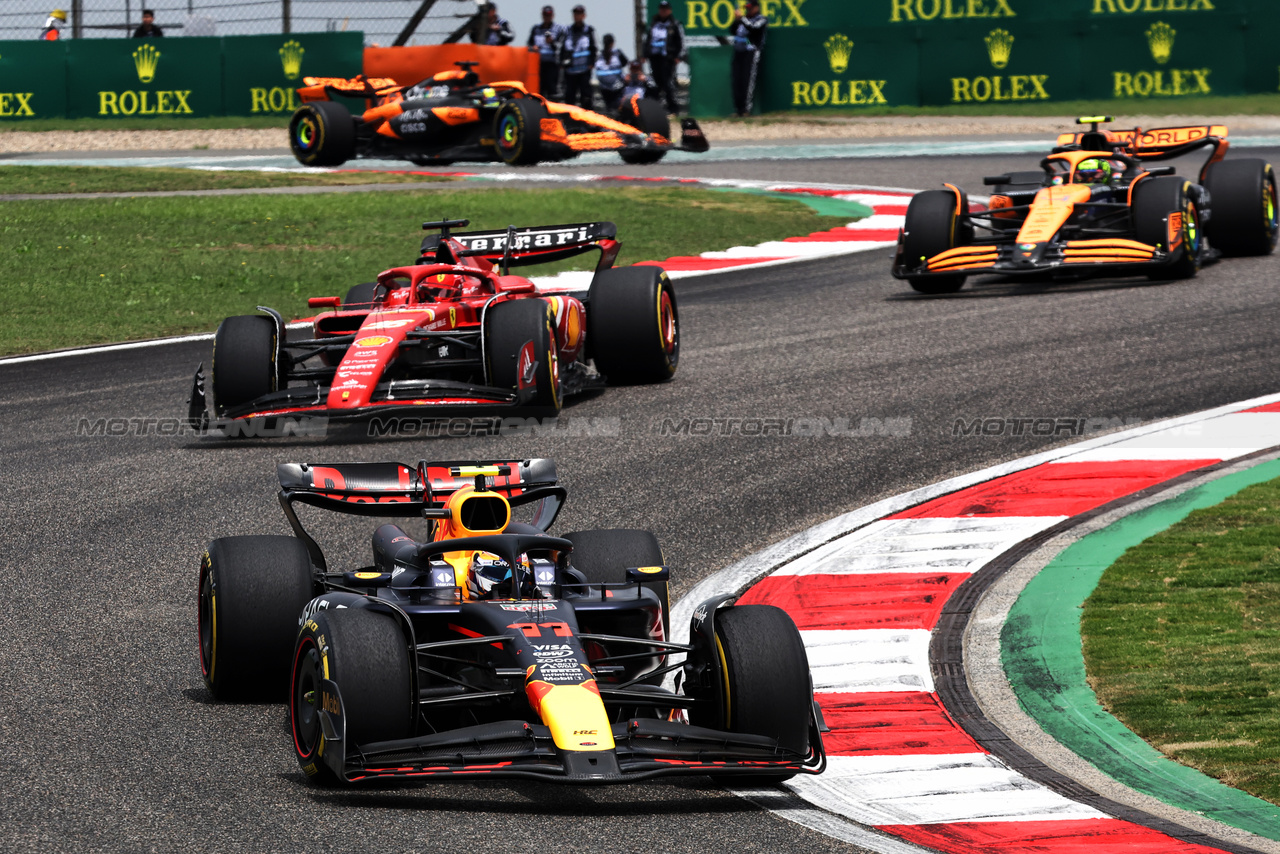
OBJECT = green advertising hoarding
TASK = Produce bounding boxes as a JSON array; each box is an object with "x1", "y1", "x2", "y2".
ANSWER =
[
  {"x1": 0, "y1": 41, "x2": 68, "y2": 120},
  {"x1": 0, "y1": 31, "x2": 361, "y2": 120},
  {"x1": 223, "y1": 33, "x2": 364, "y2": 117},
  {"x1": 657, "y1": 0, "x2": 1278, "y2": 116},
  {"x1": 68, "y1": 36, "x2": 224, "y2": 118}
]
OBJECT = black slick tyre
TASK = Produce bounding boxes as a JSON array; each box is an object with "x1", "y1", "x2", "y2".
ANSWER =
[
  {"x1": 484, "y1": 298, "x2": 560, "y2": 414},
  {"x1": 617, "y1": 97, "x2": 670, "y2": 165},
  {"x1": 494, "y1": 98, "x2": 548, "y2": 166},
  {"x1": 710, "y1": 605, "x2": 812, "y2": 782},
  {"x1": 343, "y1": 282, "x2": 380, "y2": 310},
  {"x1": 565, "y1": 529, "x2": 669, "y2": 639},
  {"x1": 211, "y1": 314, "x2": 279, "y2": 415},
  {"x1": 1133, "y1": 176, "x2": 1201, "y2": 280},
  {"x1": 291, "y1": 608, "x2": 413, "y2": 785},
  {"x1": 587, "y1": 266, "x2": 678, "y2": 383},
  {"x1": 198, "y1": 536, "x2": 315, "y2": 702},
  {"x1": 902, "y1": 189, "x2": 968, "y2": 294},
  {"x1": 289, "y1": 101, "x2": 356, "y2": 167},
  {"x1": 1204, "y1": 159, "x2": 1279, "y2": 256}
]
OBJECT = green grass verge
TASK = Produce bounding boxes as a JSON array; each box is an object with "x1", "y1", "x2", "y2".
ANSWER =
[
  {"x1": 0, "y1": 185, "x2": 847, "y2": 356},
  {"x1": 0, "y1": 165, "x2": 456, "y2": 195},
  {"x1": 1082, "y1": 475, "x2": 1280, "y2": 805},
  {"x1": 0, "y1": 115, "x2": 290, "y2": 132},
  {"x1": 744, "y1": 93, "x2": 1280, "y2": 122}
]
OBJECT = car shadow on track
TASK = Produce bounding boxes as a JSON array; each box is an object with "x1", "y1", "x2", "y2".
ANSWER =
[
  {"x1": 289, "y1": 777, "x2": 764, "y2": 816},
  {"x1": 178, "y1": 389, "x2": 609, "y2": 449},
  {"x1": 886, "y1": 273, "x2": 1187, "y2": 300}
]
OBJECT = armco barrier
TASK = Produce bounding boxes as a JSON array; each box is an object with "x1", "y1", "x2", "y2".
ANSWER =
[
  {"x1": 663, "y1": 0, "x2": 1280, "y2": 116},
  {"x1": 0, "y1": 31, "x2": 362, "y2": 120}
]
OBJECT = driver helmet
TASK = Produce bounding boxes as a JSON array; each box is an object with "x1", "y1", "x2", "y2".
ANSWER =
[
  {"x1": 480, "y1": 86, "x2": 500, "y2": 107},
  {"x1": 1074, "y1": 157, "x2": 1112, "y2": 184},
  {"x1": 466, "y1": 552, "x2": 536, "y2": 599}
]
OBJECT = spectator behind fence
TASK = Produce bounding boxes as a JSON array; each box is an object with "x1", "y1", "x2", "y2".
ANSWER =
[
  {"x1": 728, "y1": 0, "x2": 767, "y2": 117},
  {"x1": 620, "y1": 59, "x2": 658, "y2": 104},
  {"x1": 644, "y1": 0, "x2": 684, "y2": 115},
  {"x1": 593, "y1": 33, "x2": 628, "y2": 113},
  {"x1": 472, "y1": 3, "x2": 513, "y2": 46},
  {"x1": 560, "y1": 5, "x2": 596, "y2": 109},
  {"x1": 133, "y1": 9, "x2": 164, "y2": 37},
  {"x1": 39, "y1": 8, "x2": 65, "y2": 40},
  {"x1": 528, "y1": 5, "x2": 566, "y2": 99}
]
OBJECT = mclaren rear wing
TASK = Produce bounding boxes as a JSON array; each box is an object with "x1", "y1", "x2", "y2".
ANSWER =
[
  {"x1": 297, "y1": 75, "x2": 402, "y2": 103},
  {"x1": 420, "y1": 221, "x2": 622, "y2": 271},
  {"x1": 276, "y1": 459, "x2": 563, "y2": 569},
  {"x1": 1055, "y1": 123, "x2": 1229, "y2": 180}
]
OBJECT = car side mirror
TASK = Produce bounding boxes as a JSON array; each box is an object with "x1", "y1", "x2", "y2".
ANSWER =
[
  {"x1": 308, "y1": 296, "x2": 341, "y2": 309},
  {"x1": 982, "y1": 175, "x2": 1012, "y2": 186}
]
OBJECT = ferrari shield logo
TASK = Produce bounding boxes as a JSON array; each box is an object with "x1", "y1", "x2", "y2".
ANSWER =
[{"x1": 449, "y1": 307, "x2": 457, "y2": 327}]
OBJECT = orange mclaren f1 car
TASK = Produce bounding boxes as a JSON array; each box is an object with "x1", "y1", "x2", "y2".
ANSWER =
[
  {"x1": 893, "y1": 117, "x2": 1278, "y2": 293},
  {"x1": 289, "y1": 61, "x2": 709, "y2": 168}
]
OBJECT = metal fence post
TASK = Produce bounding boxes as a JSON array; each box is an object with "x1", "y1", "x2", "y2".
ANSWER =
[{"x1": 283, "y1": 0, "x2": 291, "y2": 34}]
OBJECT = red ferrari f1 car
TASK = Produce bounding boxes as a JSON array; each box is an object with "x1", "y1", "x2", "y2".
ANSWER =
[
  {"x1": 186, "y1": 218, "x2": 678, "y2": 429},
  {"x1": 289, "y1": 61, "x2": 709, "y2": 168},
  {"x1": 893, "y1": 117, "x2": 1278, "y2": 293},
  {"x1": 197, "y1": 457, "x2": 827, "y2": 784}
]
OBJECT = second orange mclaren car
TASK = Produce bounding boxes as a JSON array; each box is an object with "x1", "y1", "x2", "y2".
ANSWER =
[
  {"x1": 289, "y1": 61, "x2": 709, "y2": 168},
  {"x1": 893, "y1": 117, "x2": 1277, "y2": 293}
]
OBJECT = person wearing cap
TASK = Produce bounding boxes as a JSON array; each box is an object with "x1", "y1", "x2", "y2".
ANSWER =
[
  {"x1": 39, "y1": 8, "x2": 66, "y2": 40},
  {"x1": 471, "y1": 2, "x2": 513, "y2": 46},
  {"x1": 620, "y1": 58, "x2": 659, "y2": 104},
  {"x1": 527, "y1": 6, "x2": 566, "y2": 99},
  {"x1": 728, "y1": 0, "x2": 767, "y2": 117},
  {"x1": 593, "y1": 33, "x2": 629, "y2": 114},
  {"x1": 559, "y1": 5, "x2": 597, "y2": 109},
  {"x1": 132, "y1": 9, "x2": 164, "y2": 37},
  {"x1": 643, "y1": 0, "x2": 684, "y2": 115}
]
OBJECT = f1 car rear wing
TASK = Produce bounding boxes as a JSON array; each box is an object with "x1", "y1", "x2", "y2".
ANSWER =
[
  {"x1": 277, "y1": 458, "x2": 564, "y2": 570},
  {"x1": 420, "y1": 221, "x2": 622, "y2": 272},
  {"x1": 297, "y1": 75, "x2": 403, "y2": 103},
  {"x1": 1054, "y1": 117, "x2": 1229, "y2": 181}
]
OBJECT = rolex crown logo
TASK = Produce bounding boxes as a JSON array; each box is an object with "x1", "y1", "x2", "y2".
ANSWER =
[
  {"x1": 984, "y1": 28, "x2": 1014, "y2": 70},
  {"x1": 823, "y1": 33, "x2": 853, "y2": 75},
  {"x1": 132, "y1": 43, "x2": 161, "y2": 84},
  {"x1": 280, "y1": 39, "x2": 305, "y2": 80},
  {"x1": 1146, "y1": 21, "x2": 1175, "y2": 65}
]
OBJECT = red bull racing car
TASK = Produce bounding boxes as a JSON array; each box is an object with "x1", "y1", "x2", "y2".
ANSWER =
[
  {"x1": 893, "y1": 117, "x2": 1278, "y2": 293},
  {"x1": 289, "y1": 61, "x2": 709, "y2": 168},
  {"x1": 197, "y1": 458, "x2": 827, "y2": 784},
  {"x1": 186, "y1": 218, "x2": 678, "y2": 431}
]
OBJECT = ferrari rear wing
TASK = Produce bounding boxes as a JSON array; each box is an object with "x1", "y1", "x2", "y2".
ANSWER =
[{"x1": 420, "y1": 221, "x2": 621, "y2": 271}]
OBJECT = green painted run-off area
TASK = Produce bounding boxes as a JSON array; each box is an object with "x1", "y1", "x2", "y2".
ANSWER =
[{"x1": 1002, "y1": 455, "x2": 1280, "y2": 841}]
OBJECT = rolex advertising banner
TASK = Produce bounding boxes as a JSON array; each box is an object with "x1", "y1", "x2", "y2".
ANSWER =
[
  {"x1": 658, "y1": 0, "x2": 1280, "y2": 116},
  {"x1": 0, "y1": 42, "x2": 68, "y2": 121},
  {"x1": 67, "y1": 36, "x2": 224, "y2": 118},
  {"x1": 223, "y1": 33, "x2": 363, "y2": 117},
  {"x1": 0, "y1": 32, "x2": 361, "y2": 121}
]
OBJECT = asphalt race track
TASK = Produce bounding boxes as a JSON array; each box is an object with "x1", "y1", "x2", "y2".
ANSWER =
[{"x1": 3, "y1": 147, "x2": 1280, "y2": 853}]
